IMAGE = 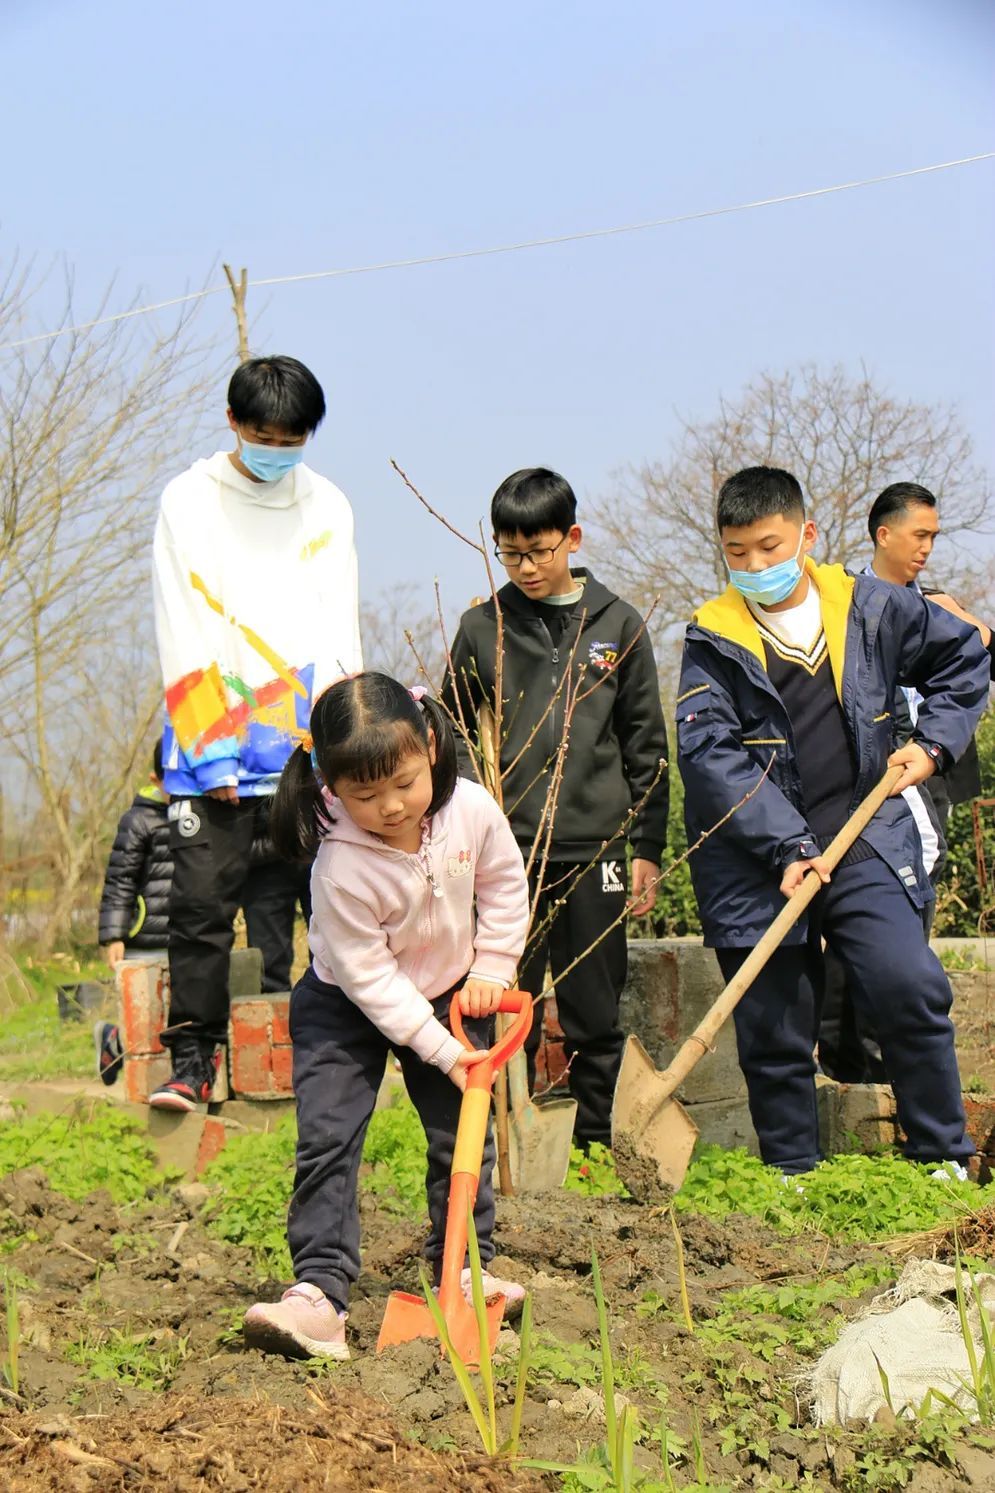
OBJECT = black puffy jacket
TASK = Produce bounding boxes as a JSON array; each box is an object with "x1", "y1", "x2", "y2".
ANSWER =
[{"x1": 98, "y1": 789, "x2": 173, "y2": 949}]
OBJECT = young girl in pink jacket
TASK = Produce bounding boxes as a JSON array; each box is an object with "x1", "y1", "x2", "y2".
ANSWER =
[{"x1": 243, "y1": 671, "x2": 529, "y2": 1360}]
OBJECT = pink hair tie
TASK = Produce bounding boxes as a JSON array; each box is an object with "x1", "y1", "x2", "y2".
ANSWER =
[{"x1": 409, "y1": 685, "x2": 428, "y2": 702}]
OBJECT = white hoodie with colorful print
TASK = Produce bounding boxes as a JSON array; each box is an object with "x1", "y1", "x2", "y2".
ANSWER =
[{"x1": 153, "y1": 452, "x2": 362, "y2": 796}]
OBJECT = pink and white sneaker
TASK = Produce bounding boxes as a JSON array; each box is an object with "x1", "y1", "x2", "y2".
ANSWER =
[
  {"x1": 243, "y1": 1282, "x2": 349, "y2": 1360},
  {"x1": 460, "y1": 1268, "x2": 526, "y2": 1308}
]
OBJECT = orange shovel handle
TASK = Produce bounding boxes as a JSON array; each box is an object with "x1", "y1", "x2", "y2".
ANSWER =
[{"x1": 448, "y1": 988, "x2": 532, "y2": 1078}]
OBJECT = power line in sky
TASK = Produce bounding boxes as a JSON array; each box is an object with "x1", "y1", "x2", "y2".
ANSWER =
[{"x1": 1, "y1": 151, "x2": 992, "y2": 353}]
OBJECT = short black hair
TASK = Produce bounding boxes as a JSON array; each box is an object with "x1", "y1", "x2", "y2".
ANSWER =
[
  {"x1": 867, "y1": 482, "x2": 937, "y2": 545},
  {"x1": 153, "y1": 736, "x2": 164, "y2": 779},
  {"x1": 716, "y1": 466, "x2": 805, "y2": 532},
  {"x1": 227, "y1": 355, "x2": 326, "y2": 438},
  {"x1": 491, "y1": 468, "x2": 577, "y2": 538}
]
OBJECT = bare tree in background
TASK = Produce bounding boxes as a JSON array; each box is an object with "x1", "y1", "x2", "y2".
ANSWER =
[
  {"x1": 361, "y1": 583, "x2": 449, "y2": 687},
  {"x1": 588, "y1": 365, "x2": 993, "y2": 649},
  {"x1": 0, "y1": 257, "x2": 220, "y2": 950}
]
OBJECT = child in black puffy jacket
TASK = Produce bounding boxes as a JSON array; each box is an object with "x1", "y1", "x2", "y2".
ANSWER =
[
  {"x1": 95, "y1": 740, "x2": 172, "y2": 1085},
  {"x1": 99, "y1": 738, "x2": 173, "y2": 965}
]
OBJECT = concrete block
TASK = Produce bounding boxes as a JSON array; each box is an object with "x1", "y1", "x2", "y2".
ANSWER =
[
  {"x1": 122, "y1": 1052, "x2": 171, "y2": 1105},
  {"x1": 117, "y1": 961, "x2": 166, "y2": 1055},
  {"x1": 684, "y1": 1095, "x2": 758, "y2": 1154},
  {"x1": 229, "y1": 947, "x2": 264, "y2": 997},
  {"x1": 817, "y1": 1078, "x2": 898, "y2": 1155},
  {"x1": 147, "y1": 1108, "x2": 244, "y2": 1178},
  {"x1": 620, "y1": 940, "x2": 745, "y2": 1105}
]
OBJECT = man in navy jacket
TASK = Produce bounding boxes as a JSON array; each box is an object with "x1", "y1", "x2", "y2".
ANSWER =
[{"x1": 677, "y1": 466, "x2": 989, "y2": 1177}]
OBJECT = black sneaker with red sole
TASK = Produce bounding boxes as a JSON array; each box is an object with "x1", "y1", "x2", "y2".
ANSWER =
[
  {"x1": 149, "y1": 1044, "x2": 221, "y2": 1111},
  {"x1": 93, "y1": 1022, "x2": 124, "y2": 1087}
]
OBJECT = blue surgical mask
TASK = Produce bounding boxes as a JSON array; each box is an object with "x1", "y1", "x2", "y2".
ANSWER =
[
  {"x1": 726, "y1": 530, "x2": 806, "y2": 606},
  {"x1": 238, "y1": 437, "x2": 306, "y2": 483}
]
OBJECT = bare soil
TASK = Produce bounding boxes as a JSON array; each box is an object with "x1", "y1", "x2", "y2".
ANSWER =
[{"x1": 4, "y1": 1164, "x2": 993, "y2": 1490}]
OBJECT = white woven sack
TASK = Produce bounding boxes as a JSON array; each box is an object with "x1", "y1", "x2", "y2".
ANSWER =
[{"x1": 807, "y1": 1259, "x2": 995, "y2": 1425}]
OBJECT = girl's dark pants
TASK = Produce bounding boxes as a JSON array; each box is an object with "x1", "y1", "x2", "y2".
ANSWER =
[
  {"x1": 287, "y1": 966, "x2": 496, "y2": 1311},
  {"x1": 718, "y1": 855, "x2": 972, "y2": 1176}
]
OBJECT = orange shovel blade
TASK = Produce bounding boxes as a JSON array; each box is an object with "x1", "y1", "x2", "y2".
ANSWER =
[{"x1": 376, "y1": 1287, "x2": 506, "y2": 1367}]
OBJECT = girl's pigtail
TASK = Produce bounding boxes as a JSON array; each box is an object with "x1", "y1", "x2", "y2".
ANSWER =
[
  {"x1": 270, "y1": 743, "x2": 326, "y2": 861},
  {"x1": 419, "y1": 694, "x2": 459, "y2": 814}
]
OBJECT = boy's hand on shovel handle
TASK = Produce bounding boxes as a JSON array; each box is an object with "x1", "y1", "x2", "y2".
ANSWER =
[
  {"x1": 780, "y1": 854, "x2": 832, "y2": 899},
  {"x1": 448, "y1": 1048, "x2": 490, "y2": 1092},
  {"x1": 887, "y1": 742, "x2": 938, "y2": 794}
]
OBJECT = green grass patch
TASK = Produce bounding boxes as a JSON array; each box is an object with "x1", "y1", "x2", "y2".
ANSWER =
[
  {"x1": 65, "y1": 1327, "x2": 190, "y2": 1392},
  {"x1": 0, "y1": 954, "x2": 107, "y2": 1083},
  {"x1": 201, "y1": 1094, "x2": 429, "y2": 1277},
  {"x1": 674, "y1": 1145, "x2": 991, "y2": 1241},
  {"x1": 0, "y1": 1106, "x2": 176, "y2": 1207},
  {"x1": 565, "y1": 1142, "x2": 631, "y2": 1197}
]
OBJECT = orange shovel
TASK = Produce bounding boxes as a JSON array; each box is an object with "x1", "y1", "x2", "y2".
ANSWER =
[{"x1": 376, "y1": 989, "x2": 532, "y2": 1365}]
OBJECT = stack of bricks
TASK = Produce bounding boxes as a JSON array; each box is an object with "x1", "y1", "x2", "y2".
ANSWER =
[
  {"x1": 118, "y1": 960, "x2": 173, "y2": 1105},
  {"x1": 117, "y1": 948, "x2": 294, "y2": 1104},
  {"x1": 228, "y1": 994, "x2": 293, "y2": 1099}
]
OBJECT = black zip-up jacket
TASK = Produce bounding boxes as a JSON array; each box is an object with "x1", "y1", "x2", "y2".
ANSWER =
[
  {"x1": 98, "y1": 789, "x2": 172, "y2": 948},
  {"x1": 443, "y1": 569, "x2": 669, "y2": 864}
]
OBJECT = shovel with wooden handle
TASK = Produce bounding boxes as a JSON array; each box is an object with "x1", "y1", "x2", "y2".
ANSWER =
[
  {"x1": 475, "y1": 697, "x2": 578, "y2": 1192},
  {"x1": 611, "y1": 765, "x2": 905, "y2": 1202}
]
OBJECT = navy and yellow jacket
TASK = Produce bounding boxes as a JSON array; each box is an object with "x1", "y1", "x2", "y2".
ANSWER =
[{"x1": 677, "y1": 560, "x2": 989, "y2": 947}]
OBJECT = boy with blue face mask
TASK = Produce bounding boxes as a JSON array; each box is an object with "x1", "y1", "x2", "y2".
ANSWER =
[
  {"x1": 677, "y1": 465, "x2": 989, "y2": 1179},
  {"x1": 150, "y1": 355, "x2": 362, "y2": 1109}
]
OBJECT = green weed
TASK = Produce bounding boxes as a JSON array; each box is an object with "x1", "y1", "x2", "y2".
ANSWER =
[
  {"x1": 66, "y1": 1327, "x2": 190, "y2": 1391},
  {"x1": 938, "y1": 946, "x2": 987, "y2": 973},
  {"x1": 566, "y1": 1143, "x2": 630, "y2": 1198},
  {"x1": 697, "y1": 1262, "x2": 894, "y2": 1363},
  {"x1": 675, "y1": 1146, "x2": 989, "y2": 1241},
  {"x1": 0, "y1": 963, "x2": 101, "y2": 1083},
  {"x1": 2, "y1": 1277, "x2": 20, "y2": 1397},
  {"x1": 360, "y1": 1096, "x2": 428, "y2": 1217},
  {"x1": 202, "y1": 1113, "x2": 296, "y2": 1276},
  {"x1": 201, "y1": 1095, "x2": 430, "y2": 1276},
  {"x1": 0, "y1": 1106, "x2": 176, "y2": 1205}
]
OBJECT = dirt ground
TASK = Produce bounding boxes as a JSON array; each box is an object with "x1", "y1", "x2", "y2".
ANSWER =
[{"x1": 3, "y1": 1162, "x2": 993, "y2": 1491}]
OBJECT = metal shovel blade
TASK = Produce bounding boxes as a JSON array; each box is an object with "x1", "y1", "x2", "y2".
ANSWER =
[
  {"x1": 506, "y1": 1045, "x2": 577, "y2": 1192},
  {"x1": 611, "y1": 1036, "x2": 700, "y2": 1204},
  {"x1": 507, "y1": 1095, "x2": 578, "y2": 1193},
  {"x1": 377, "y1": 1287, "x2": 505, "y2": 1367}
]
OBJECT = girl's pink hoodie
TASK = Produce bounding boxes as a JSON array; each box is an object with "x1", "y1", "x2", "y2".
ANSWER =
[{"x1": 309, "y1": 777, "x2": 529, "y2": 1073}]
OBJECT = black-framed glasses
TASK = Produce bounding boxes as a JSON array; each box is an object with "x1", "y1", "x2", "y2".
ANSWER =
[{"x1": 494, "y1": 535, "x2": 568, "y2": 569}]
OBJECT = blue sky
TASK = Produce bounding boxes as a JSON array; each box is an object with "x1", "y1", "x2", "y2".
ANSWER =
[{"x1": 2, "y1": 0, "x2": 993, "y2": 614}]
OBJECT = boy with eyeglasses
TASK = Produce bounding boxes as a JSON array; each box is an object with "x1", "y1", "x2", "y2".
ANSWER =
[{"x1": 443, "y1": 467, "x2": 668, "y2": 1148}]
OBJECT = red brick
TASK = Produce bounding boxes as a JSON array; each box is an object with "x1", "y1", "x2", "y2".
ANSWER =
[
  {"x1": 228, "y1": 998, "x2": 271, "y2": 1050},
  {"x1": 270, "y1": 998, "x2": 291, "y2": 1047},
  {"x1": 118, "y1": 962, "x2": 166, "y2": 1055},
  {"x1": 123, "y1": 1052, "x2": 171, "y2": 1105},
  {"x1": 963, "y1": 1096, "x2": 995, "y2": 1154},
  {"x1": 195, "y1": 1117, "x2": 229, "y2": 1174},
  {"x1": 270, "y1": 1046, "x2": 294, "y2": 1094},
  {"x1": 532, "y1": 992, "x2": 571, "y2": 1093},
  {"x1": 230, "y1": 1042, "x2": 273, "y2": 1096}
]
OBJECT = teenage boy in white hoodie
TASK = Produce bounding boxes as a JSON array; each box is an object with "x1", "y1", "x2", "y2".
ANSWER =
[{"x1": 151, "y1": 356, "x2": 362, "y2": 1109}]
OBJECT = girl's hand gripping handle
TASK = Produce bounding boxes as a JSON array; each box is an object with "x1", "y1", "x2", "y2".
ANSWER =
[{"x1": 447, "y1": 990, "x2": 533, "y2": 1092}]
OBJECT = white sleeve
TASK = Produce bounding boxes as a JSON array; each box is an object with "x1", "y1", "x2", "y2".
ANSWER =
[{"x1": 311, "y1": 874, "x2": 463, "y2": 1070}]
